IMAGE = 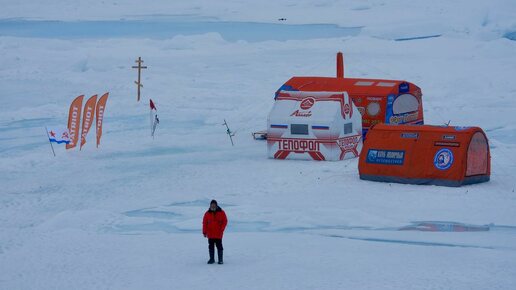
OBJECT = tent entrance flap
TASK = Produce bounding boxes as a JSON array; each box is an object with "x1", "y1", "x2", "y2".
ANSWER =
[{"x1": 466, "y1": 132, "x2": 489, "y2": 176}]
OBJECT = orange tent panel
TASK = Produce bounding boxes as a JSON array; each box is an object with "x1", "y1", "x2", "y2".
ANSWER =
[{"x1": 358, "y1": 124, "x2": 490, "y2": 186}]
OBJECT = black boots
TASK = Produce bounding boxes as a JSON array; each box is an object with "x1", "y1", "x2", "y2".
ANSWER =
[
  {"x1": 208, "y1": 249, "x2": 223, "y2": 264},
  {"x1": 207, "y1": 249, "x2": 215, "y2": 264},
  {"x1": 217, "y1": 250, "x2": 223, "y2": 264}
]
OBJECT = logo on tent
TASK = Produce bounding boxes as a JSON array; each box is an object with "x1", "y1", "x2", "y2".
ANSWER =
[
  {"x1": 344, "y1": 103, "x2": 351, "y2": 115},
  {"x1": 290, "y1": 110, "x2": 312, "y2": 117},
  {"x1": 366, "y1": 149, "x2": 405, "y2": 165},
  {"x1": 434, "y1": 148, "x2": 454, "y2": 170},
  {"x1": 300, "y1": 97, "x2": 315, "y2": 110},
  {"x1": 399, "y1": 82, "x2": 410, "y2": 93}
]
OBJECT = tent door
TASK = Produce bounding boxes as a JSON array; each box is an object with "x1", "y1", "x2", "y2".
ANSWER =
[{"x1": 466, "y1": 132, "x2": 489, "y2": 176}]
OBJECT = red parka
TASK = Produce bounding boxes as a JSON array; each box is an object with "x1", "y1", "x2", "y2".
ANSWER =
[{"x1": 202, "y1": 207, "x2": 228, "y2": 239}]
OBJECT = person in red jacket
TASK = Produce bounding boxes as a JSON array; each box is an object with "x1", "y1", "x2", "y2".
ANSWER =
[{"x1": 202, "y1": 200, "x2": 228, "y2": 264}]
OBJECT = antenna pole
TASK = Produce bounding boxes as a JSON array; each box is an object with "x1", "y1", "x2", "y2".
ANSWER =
[
  {"x1": 336, "y1": 52, "x2": 344, "y2": 78},
  {"x1": 223, "y1": 119, "x2": 235, "y2": 146}
]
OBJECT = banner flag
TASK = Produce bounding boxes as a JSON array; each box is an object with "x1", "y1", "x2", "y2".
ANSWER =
[
  {"x1": 152, "y1": 114, "x2": 159, "y2": 138},
  {"x1": 80, "y1": 95, "x2": 97, "y2": 150},
  {"x1": 66, "y1": 95, "x2": 84, "y2": 150},
  {"x1": 149, "y1": 99, "x2": 158, "y2": 137},
  {"x1": 96, "y1": 92, "x2": 109, "y2": 148},
  {"x1": 47, "y1": 127, "x2": 71, "y2": 144}
]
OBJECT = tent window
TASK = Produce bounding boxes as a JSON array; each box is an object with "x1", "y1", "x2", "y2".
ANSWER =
[
  {"x1": 355, "y1": 81, "x2": 374, "y2": 86},
  {"x1": 393, "y1": 94, "x2": 419, "y2": 114},
  {"x1": 466, "y1": 132, "x2": 489, "y2": 176},
  {"x1": 344, "y1": 123, "x2": 353, "y2": 134},
  {"x1": 291, "y1": 124, "x2": 309, "y2": 135},
  {"x1": 376, "y1": 82, "x2": 396, "y2": 87}
]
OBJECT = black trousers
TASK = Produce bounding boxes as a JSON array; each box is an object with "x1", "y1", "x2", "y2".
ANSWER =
[{"x1": 208, "y1": 238, "x2": 223, "y2": 252}]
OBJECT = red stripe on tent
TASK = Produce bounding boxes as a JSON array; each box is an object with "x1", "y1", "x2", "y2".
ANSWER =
[
  {"x1": 348, "y1": 95, "x2": 353, "y2": 118},
  {"x1": 274, "y1": 150, "x2": 290, "y2": 159},
  {"x1": 339, "y1": 147, "x2": 359, "y2": 160},
  {"x1": 309, "y1": 151, "x2": 325, "y2": 161},
  {"x1": 267, "y1": 137, "x2": 335, "y2": 143}
]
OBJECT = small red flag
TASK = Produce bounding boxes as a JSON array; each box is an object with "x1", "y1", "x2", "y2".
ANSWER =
[{"x1": 150, "y1": 99, "x2": 157, "y2": 111}]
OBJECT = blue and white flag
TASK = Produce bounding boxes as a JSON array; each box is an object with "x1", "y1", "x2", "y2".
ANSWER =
[{"x1": 47, "y1": 127, "x2": 71, "y2": 144}]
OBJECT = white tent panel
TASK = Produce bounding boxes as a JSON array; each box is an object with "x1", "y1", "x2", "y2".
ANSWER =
[{"x1": 267, "y1": 91, "x2": 363, "y2": 161}]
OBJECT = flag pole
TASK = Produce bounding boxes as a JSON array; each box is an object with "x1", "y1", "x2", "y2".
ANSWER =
[
  {"x1": 45, "y1": 127, "x2": 56, "y2": 157},
  {"x1": 150, "y1": 103, "x2": 153, "y2": 137},
  {"x1": 96, "y1": 126, "x2": 99, "y2": 148}
]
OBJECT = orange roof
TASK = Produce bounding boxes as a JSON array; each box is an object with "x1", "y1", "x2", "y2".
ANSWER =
[
  {"x1": 282, "y1": 76, "x2": 420, "y2": 96},
  {"x1": 371, "y1": 123, "x2": 481, "y2": 134}
]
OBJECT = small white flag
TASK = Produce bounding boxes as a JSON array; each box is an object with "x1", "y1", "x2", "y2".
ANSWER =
[
  {"x1": 152, "y1": 114, "x2": 159, "y2": 138},
  {"x1": 47, "y1": 127, "x2": 71, "y2": 144}
]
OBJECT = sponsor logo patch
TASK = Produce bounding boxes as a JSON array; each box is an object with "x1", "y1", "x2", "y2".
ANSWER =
[
  {"x1": 399, "y1": 82, "x2": 410, "y2": 93},
  {"x1": 401, "y1": 132, "x2": 419, "y2": 139},
  {"x1": 366, "y1": 149, "x2": 405, "y2": 165},
  {"x1": 434, "y1": 141, "x2": 460, "y2": 147},
  {"x1": 279, "y1": 139, "x2": 320, "y2": 152},
  {"x1": 300, "y1": 97, "x2": 315, "y2": 110},
  {"x1": 290, "y1": 110, "x2": 312, "y2": 117},
  {"x1": 434, "y1": 148, "x2": 454, "y2": 170},
  {"x1": 344, "y1": 103, "x2": 351, "y2": 115},
  {"x1": 389, "y1": 111, "x2": 419, "y2": 124}
]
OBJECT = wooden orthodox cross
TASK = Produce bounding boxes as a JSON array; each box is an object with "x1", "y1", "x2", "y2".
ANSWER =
[{"x1": 132, "y1": 57, "x2": 147, "y2": 102}]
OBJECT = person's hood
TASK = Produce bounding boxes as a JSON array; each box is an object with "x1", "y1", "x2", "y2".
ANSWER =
[{"x1": 207, "y1": 206, "x2": 222, "y2": 213}]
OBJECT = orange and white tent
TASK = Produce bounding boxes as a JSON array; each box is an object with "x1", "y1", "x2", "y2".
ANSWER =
[
  {"x1": 267, "y1": 91, "x2": 362, "y2": 161},
  {"x1": 358, "y1": 124, "x2": 490, "y2": 186}
]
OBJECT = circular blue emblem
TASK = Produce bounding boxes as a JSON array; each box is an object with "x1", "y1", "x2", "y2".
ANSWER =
[{"x1": 434, "y1": 148, "x2": 454, "y2": 170}]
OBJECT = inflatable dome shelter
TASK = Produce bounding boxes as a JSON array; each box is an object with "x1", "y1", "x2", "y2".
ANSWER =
[
  {"x1": 359, "y1": 124, "x2": 491, "y2": 186},
  {"x1": 276, "y1": 52, "x2": 425, "y2": 138}
]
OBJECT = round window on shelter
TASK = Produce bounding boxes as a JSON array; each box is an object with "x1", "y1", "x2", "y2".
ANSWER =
[
  {"x1": 367, "y1": 102, "x2": 380, "y2": 116},
  {"x1": 393, "y1": 94, "x2": 419, "y2": 114}
]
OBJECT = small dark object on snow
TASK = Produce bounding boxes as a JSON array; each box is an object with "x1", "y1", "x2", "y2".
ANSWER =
[
  {"x1": 222, "y1": 119, "x2": 235, "y2": 146},
  {"x1": 252, "y1": 130, "x2": 267, "y2": 140}
]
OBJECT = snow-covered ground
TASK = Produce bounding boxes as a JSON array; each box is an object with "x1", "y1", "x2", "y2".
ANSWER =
[{"x1": 1, "y1": 1, "x2": 516, "y2": 289}]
